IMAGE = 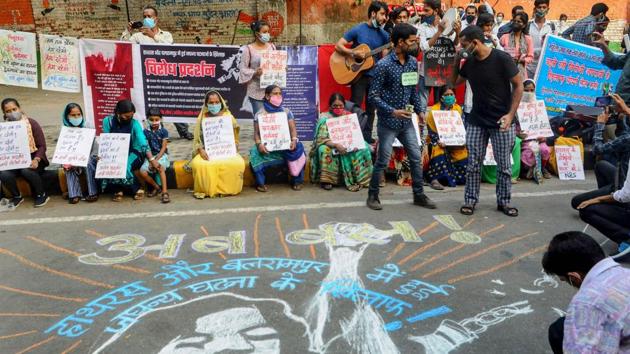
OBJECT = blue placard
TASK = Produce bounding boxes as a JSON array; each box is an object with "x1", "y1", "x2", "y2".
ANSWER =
[{"x1": 534, "y1": 35, "x2": 622, "y2": 114}]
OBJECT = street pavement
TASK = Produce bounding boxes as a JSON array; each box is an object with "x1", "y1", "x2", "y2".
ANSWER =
[{"x1": 0, "y1": 167, "x2": 616, "y2": 353}]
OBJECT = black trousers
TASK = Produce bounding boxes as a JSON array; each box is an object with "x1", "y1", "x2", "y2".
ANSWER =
[
  {"x1": 0, "y1": 166, "x2": 46, "y2": 197},
  {"x1": 548, "y1": 317, "x2": 565, "y2": 354},
  {"x1": 351, "y1": 75, "x2": 376, "y2": 142},
  {"x1": 174, "y1": 123, "x2": 190, "y2": 137},
  {"x1": 571, "y1": 160, "x2": 616, "y2": 209},
  {"x1": 580, "y1": 203, "x2": 630, "y2": 243}
]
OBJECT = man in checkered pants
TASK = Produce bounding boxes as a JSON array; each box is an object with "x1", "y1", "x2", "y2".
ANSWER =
[{"x1": 451, "y1": 26, "x2": 523, "y2": 216}]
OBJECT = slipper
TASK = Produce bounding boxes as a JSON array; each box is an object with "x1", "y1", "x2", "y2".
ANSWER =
[
  {"x1": 112, "y1": 192, "x2": 123, "y2": 202},
  {"x1": 86, "y1": 195, "x2": 98, "y2": 202},
  {"x1": 147, "y1": 189, "x2": 159, "y2": 198},
  {"x1": 256, "y1": 185, "x2": 268, "y2": 193},
  {"x1": 292, "y1": 184, "x2": 303, "y2": 191},
  {"x1": 69, "y1": 197, "x2": 80, "y2": 204},
  {"x1": 460, "y1": 204, "x2": 475, "y2": 215},
  {"x1": 347, "y1": 184, "x2": 361, "y2": 192},
  {"x1": 161, "y1": 192, "x2": 170, "y2": 204},
  {"x1": 321, "y1": 183, "x2": 333, "y2": 191},
  {"x1": 133, "y1": 190, "x2": 145, "y2": 200},
  {"x1": 497, "y1": 205, "x2": 519, "y2": 217}
]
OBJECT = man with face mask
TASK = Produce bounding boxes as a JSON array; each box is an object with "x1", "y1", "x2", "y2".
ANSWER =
[
  {"x1": 336, "y1": 1, "x2": 390, "y2": 143},
  {"x1": 561, "y1": 2, "x2": 609, "y2": 46},
  {"x1": 366, "y1": 23, "x2": 436, "y2": 211},
  {"x1": 121, "y1": 6, "x2": 191, "y2": 140},
  {"x1": 556, "y1": 14, "x2": 569, "y2": 36},
  {"x1": 527, "y1": 0, "x2": 556, "y2": 79},
  {"x1": 461, "y1": 5, "x2": 478, "y2": 30},
  {"x1": 542, "y1": 231, "x2": 630, "y2": 354}
]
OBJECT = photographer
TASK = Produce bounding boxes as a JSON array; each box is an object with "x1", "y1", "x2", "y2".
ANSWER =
[{"x1": 592, "y1": 32, "x2": 630, "y2": 107}]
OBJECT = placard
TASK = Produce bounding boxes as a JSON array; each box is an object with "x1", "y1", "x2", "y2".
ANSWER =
[
  {"x1": 326, "y1": 113, "x2": 365, "y2": 152},
  {"x1": 202, "y1": 116, "x2": 237, "y2": 160},
  {"x1": 393, "y1": 114, "x2": 423, "y2": 147},
  {"x1": 258, "y1": 111, "x2": 291, "y2": 151},
  {"x1": 432, "y1": 110, "x2": 466, "y2": 146},
  {"x1": 517, "y1": 100, "x2": 554, "y2": 139},
  {"x1": 424, "y1": 37, "x2": 456, "y2": 87},
  {"x1": 0, "y1": 30, "x2": 38, "y2": 88},
  {"x1": 52, "y1": 127, "x2": 96, "y2": 167},
  {"x1": 39, "y1": 34, "x2": 81, "y2": 93},
  {"x1": 483, "y1": 142, "x2": 514, "y2": 166},
  {"x1": 259, "y1": 50, "x2": 288, "y2": 88},
  {"x1": 0, "y1": 121, "x2": 32, "y2": 171},
  {"x1": 95, "y1": 134, "x2": 130, "y2": 179},
  {"x1": 555, "y1": 145, "x2": 585, "y2": 180}
]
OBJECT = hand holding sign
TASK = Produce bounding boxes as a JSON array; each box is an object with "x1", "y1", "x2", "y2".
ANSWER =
[
  {"x1": 202, "y1": 116, "x2": 237, "y2": 161},
  {"x1": 95, "y1": 134, "x2": 130, "y2": 179},
  {"x1": 258, "y1": 112, "x2": 291, "y2": 152},
  {"x1": 326, "y1": 113, "x2": 365, "y2": 152},
  {"x1": 260, "y1": 50, "x2": 288, "y2": 88},
  {"x1": 52, "y1": 127, "x2": 96, "y2": 167},
  {"x1": 432, "y1": 110, "x2": 466, "y2": 146},
  {"x1": 0, "y1": 121, "x2": 32, "y2": 171},
  {"x1": 516, "y1": 100, "x2": 554, "y2": 139}
]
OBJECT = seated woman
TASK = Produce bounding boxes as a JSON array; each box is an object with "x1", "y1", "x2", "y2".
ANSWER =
[
  {"x1": 100, "y1": 99, "x2": 154, "y2": 202},
  {"x1": 189, "y1": 90, "x2": 245, "y2": 199},
  {"x1": 61, "y1": 103, "x2": 99, "y2": 204},
  {"x1": 0, "y1": 98, "x2": 49, "y2": 208},
  {"x1": 517, "y1": 79, "x2": 551, "y2": 183},
  {"x1": 310, "y1": 93, "x2": 373, "y2": 192},
  {"x1": 426, "y1": 86, "x2": 468, "y2": 190},
  {"x1": 249, "y1": 85, "x2": 306, "y2": 192}
]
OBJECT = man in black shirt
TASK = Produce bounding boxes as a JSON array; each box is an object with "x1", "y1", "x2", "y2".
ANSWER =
[{"x1": 451, "y1": 26, "x2": 523, "y2": 217}]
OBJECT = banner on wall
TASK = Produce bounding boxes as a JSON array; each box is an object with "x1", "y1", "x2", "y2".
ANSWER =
[
  {"x1": 0, "y1": 30, "x2": 38, "y2": 88},
  {"x1": 39, "y1": 34, "x2": 81, "y2": 93},
  {"x1": 80, "y1": 39, "x2": 144, "y2": 135},
  {"x1": 534, "y1": 35, "x2": 622, "y2": 114},
  {"x1": 280, "y1": 45, "x2": 318, "y2": 141}
]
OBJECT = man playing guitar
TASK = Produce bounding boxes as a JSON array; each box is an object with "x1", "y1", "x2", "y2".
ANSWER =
[{"x1": 335, "y1": 1, "x2": 390, "y2": 143}]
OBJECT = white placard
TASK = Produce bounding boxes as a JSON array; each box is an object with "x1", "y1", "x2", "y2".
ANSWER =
[
  {"x1": 483, "y1": 142, "x2": 514, "y2": 166},
  {"x1": 39, "y1": 34, "x2": 81, "y2": 93},
  {"x1": 202, "y1": 116, "x2": 237, "y2": 160},
  {"x1": 259, "y1": 50, "x2": 288, "y2": 88},
  {"x1": 95, "y1": 134, "x2": 130, "y2": 179},
  {"x1": 0, "y1": 30, "x2": 38, "y2": 88},
  {"x1": 432, "y1": 110, "x2": 466, "y2": 146},
  {"x1": 258, "y1": 111, "x2": 291, "y2": 152},
  {"x1": 555, "y1": 145, "x2": 585, "y2": 180},
  {"x1": 326, "y1": 113, "x2": 365, "y2": 152},
  {"x1": 0, "y1": 121, "x2": 32, "y2": 171},
  {"x1": 517, "y1": 100, "x2": 554, "y2": 139},
  {"x1": 52, "y1": 127, "x2": 96, "y2": 166},
  {"x1": 393, "y1": 114, "x2": 423, "y2": 147}
]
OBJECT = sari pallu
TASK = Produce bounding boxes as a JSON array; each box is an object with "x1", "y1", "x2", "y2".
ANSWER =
[
  {"x1": 100, "y1": 116, "x2": 148, "y2": 192},
  {"x1": 426, "y1": 103, "x2": 468, "y2": 187},
  {"x1": 309, "y1": 113, "x2": 373, "y2": 189}
]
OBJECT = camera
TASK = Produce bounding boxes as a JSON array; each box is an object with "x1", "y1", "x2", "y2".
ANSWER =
[
  {"x1": 594, "y1": 95, "x2": 612, "y2": 108},
  {"x1": 131, "y1": 21, "x2": 144, "y2": 29}
]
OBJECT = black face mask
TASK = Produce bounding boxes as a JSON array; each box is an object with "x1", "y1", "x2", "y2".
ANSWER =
[
  {"x1": 117, "y1": 115, "x2": 132, "y2": 125},
  {"x1": 405, "y1": 43, "x2": 419, "y2": 57},
  {"x1": 466, "y1": 15, "x2": 476, "y2": 24}
]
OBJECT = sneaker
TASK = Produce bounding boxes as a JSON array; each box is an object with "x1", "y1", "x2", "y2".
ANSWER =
[
  {"x1": 619, "y1": 242, "x2": 630, "y2": 253},
  {"x1": 10, "y1": 196, "x2": 24, "y2": 208},
  {"x1": 413, "y1": 193, "x2": 437, "y2": 209},
  {"x1": 34, "y1": 194, "x2": 50, "y2": 208},
  {"x1": 366, "y1": 194, "x2": 382, "y2": 210}
]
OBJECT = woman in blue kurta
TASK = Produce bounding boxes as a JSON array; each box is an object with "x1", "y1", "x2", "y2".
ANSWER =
[{"x1": 99, "y1": 100, "x2": 154, "y2": 202}]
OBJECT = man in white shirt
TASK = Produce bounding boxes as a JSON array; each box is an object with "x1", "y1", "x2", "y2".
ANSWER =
[{"x1": 527, "y1": 0, "x2": 556, "y2": 79}]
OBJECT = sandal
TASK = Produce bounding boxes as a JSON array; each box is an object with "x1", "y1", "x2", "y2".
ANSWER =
[
  {"x1": 460, "y1": 204, "x2": 475, "y2": 215},
  {"x1": 86, "y1": 195, "x2": 98, "y2": 202},
  {"x1": 430, "y1": 180, "x2": 445, "y2": 190},
  {"x1": 112, "y1": 192, "x2": 124, "y2": 202},
  {"x1": 193, "y1": 192, "x2": 206, "y2": 200},
  {"x1": 497, "y1": 205, "x2": 519, "y2": 217},
  {"x1": 133, "y1": 190, "x2": 145, "y2": 200},
  {"x1": 147, "y1": 188, "x2": 159, "y2": 198},
  {"x1": 321, "y1": 183, "x2": 333, "y2": 191},
  {"x1": 292, "y1": 183, "x2": 303, "y2": 191},
  {"x1": 256, "y1": 185, "x2": 268, "y2": 193},
  {"x1": 69, "y1": 197, "x2": 80, "y2": 204},
  {"x1": 161, "y1": 192, "x2": 170, "y2": 204},
  {"x1": 347, "y1": 184, "x2": 361, "y2": 192}
]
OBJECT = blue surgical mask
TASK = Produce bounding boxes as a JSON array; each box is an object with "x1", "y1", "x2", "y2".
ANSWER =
[
  {"x1": 68, "y1": 116, "x2": 83, "y2": 126},
  {"x1": 423, "y1": 15, "x2": 435, "y2": 25},
  {"x1": 207, "y1": 103, "x2": 222, "y2": 115},
  {"x1": 143, "y1": 17, "x2": 156, "y2": 29},
  {"x1": 259, "y1": 33, "x2": 271, "y2": 43},
  {"x1": 442, "y1": 95, "x2": 456, "y2": 107}
]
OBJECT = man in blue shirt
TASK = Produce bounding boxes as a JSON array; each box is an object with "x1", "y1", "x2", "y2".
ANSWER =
[
  {"x1": 366, "y1": 23, "x2": 436, "y2": 211},
  {"x1": 336, "y1": 1, "x2": 390, "y2": 143}
]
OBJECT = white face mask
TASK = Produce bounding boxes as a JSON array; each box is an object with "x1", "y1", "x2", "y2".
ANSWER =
[{"x1": 522, "y1": 91, "x2": 536, "y2": 103}]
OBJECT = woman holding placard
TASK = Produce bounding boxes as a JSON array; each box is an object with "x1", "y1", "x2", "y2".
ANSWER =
[
  {"x1": 0, "y1": 98, "x2": 50, "y2": 208},
  {"x1": 250, "y1": 85, "x2": 306, "y2": 192},
  {"x1": 310, "y1": 93, "x2": 373, "y2": 192},
  {"x1": 99, "y1": 100, "x2": 152, "y2": 202},
  {"x1": 61, "y1": 103, "x2": 99, "y2": 204},
  {"x1": 426, "y1": 86, "x2": 468, "y2": 190},
  {"x1": 189, "y1": 90, "x2": 245, "y2": 199},
  {"x1": 517, "y1": 80, "x2": 551, "y2": 182},
  {"x1": 239, "y1": 20, "x2": 276, "y2": 115}
]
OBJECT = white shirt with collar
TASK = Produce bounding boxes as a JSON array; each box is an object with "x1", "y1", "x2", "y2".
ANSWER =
[
  {"x1": 613, "y1": 158, "x2": 630, "y2": 203},
  {"x1": 528, "y1": 19, "x2": 556, "y2": 58},
  {"x1": 121, "y1": 28, "x2": 173, "y2": 44}
]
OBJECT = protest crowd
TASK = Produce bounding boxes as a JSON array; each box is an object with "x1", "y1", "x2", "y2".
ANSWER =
[{"x1": 1, "y1": 0, "x2": 629, "y2": 352}]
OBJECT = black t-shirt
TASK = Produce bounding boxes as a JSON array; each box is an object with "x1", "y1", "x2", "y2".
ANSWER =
[{"x1": 460, "y1": 49, "x2": 519, "y2": 128}]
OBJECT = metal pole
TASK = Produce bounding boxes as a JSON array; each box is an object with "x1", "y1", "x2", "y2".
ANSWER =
[
  {"x1": 299, "y1": 0, "x2": 302, "y2": 45},
  {"x1": 124, "y1": 0, "x2": 131, "y2": 23}
]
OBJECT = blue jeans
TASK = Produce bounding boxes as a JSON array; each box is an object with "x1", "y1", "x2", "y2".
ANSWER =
[
  {"x1": 249, "y1": 97, "x2": 264, "y2": 116},
  {"x1": 369, "y1": 123, "x2": 425, "y2": 196}
]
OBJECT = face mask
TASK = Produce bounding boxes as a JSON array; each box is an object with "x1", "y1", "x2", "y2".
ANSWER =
[
  {"x1": 512, "y1": 23, "x2": 523, "y2": 31},
  {"x1": 466, "y1": 15, "x2": 476, "y2": 24},
  {"x1": 559, "y1": 20, "x2": 566, "y2": 25},
  {"x1": 423, "y1": 15, "x2": 435, "y2": 25},
  {"x1": 117, "y1": 115, "x2": 132, "y2": 125},
  {"x1": 405, "y1": 43, "x2": 419, "y2": 57},
  {"x1": 259, "y1": 33, "x2": 271, "y2": 43},
  {"x1": 535, "y1": 9, "x2": 548, "y2": 18},
  {"x1": 269, "y1": 95, "x2": 283, "y2": 107},
  {"x1": 149, "y1": 121, "x2": 161, "y2": 128},
  {"x1": 4, "y1": 111, "x2": 22, "y2": 121},
  {"x1": 442, "y1": 95, "x2": 456, "y2": 106},
  {"x1": 207, "y1": 103, "x2": 222, "y2": 115},
  {"x1": 143, "y1": 17, "x2": 156, "y2": 29},
  {"x1": 331, "y1": 108, "x2": 345, "y2": 116},
  {"x1": 460, "y1": 42, "x2": 477, "y2": 58},
  {"x1": 497, "y1": 16, "x2": 504, "y2": 23},
  {"x1": 522, "y1": 92, "x2": 536, "y2": 103},
  {"x1": 68, "y1": 116, "x2": 83, "y2": 126}
]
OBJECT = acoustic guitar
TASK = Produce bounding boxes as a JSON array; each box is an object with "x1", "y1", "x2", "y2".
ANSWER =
[{"x1": 329, "y1": 43, "x2": 393, "y2": 85}]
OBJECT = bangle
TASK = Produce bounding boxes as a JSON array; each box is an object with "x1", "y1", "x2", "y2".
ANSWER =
[
  {"x1": 292, "y1": 137, "x2": 299, "y2": 141},
  {"x1": 149, "y1": 157, "x2": 156, "y2": 162}
]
